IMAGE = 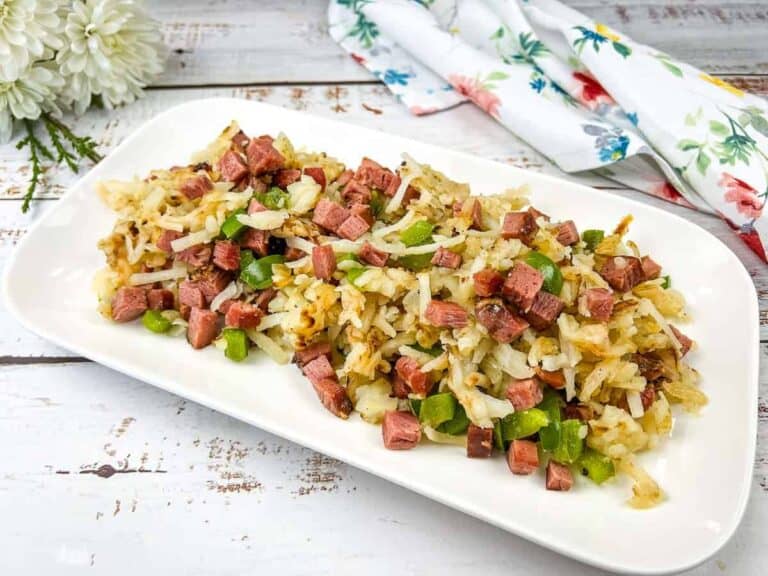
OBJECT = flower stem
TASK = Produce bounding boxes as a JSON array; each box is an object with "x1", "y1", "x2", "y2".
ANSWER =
[
  {"x1": 42, "y1": 116, "x2": 79, "y2": 173},
  {"x1": 42, "y1": 113, "x2": 102, "y2": 163},
  {"x1": 16, "y1": 119, "x2": 54, "y2": 213}
]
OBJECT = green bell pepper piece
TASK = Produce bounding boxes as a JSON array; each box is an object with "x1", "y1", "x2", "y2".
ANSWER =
[
  {"x1": 552, "y1": 419, "x2": 585, "y2": 464},
  {"x1": 419, "y1": 393, "x2": 457, "y2": 428},
  {"x1": 240, "y1": 254, "x2": 285, "y2": 290},
  {"x1": 259, "y1": 186, "x2": 289, "y2": 210},
  {"x1": 221, "y1": 208, "x2": 247, "y2": 239},
  {"x1": 582, "y1": 229, "x2": 605, "y2": 252},
  {"x1": 346, "y1": 266, "x2": 367, "y2": 287},
  {"x1": 501, "y1": 408, "x2": 549, "y2": 441},
  {"x1": 397, "y1": 253, "x2": 434, "y2": 271},
  {"x1": 336, "y1": 253, "x2": 360, "y2": 264},
  {"x1": 142, "y1": 310, "x2": 171, "y2": 334},
  {"x1": 493, "y1": 419, "x2": 505, "y2": 451},
  {"x1": 409, "y1": 398, "x2": 422, "y2": 417},
  {"x1": 223, "y1": 328, "x2": 248, "y2": 362},
  {"x1": 578, "y1": 448, "x2": 615, "y2": 485},
  {"x1": 400, "y1": 220, "x2": 435, "y2": 247},
  {"x1": 411, "y1": 343, "x2": 443, "y2": 357},
  {"x1": 370, "y1": 189, "x2": 385, "y2": 218},
  {"x1": 661, "y1": 275, "x2": 671, "y2": 289},
  {"x1": 537, "y1": 389, "x2": 564, "y2": 451},
  {"x1": 525, "y1": 251, "x2": 563, "y2": 295},
  {"x1": 437, "y1": 403, "x2": 470, "y2": 435}
]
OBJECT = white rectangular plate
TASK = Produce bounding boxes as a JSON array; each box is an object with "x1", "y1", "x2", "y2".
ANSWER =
[{"x1": 3, "y1": 98, "x2": 758, "y2": 574}]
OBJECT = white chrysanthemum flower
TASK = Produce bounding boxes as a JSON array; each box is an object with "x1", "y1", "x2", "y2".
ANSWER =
[
  {"x1": 0, "y1": 0, "x2": 64, "y2": 82},
  {"x1": 0, "y1": 62, "x2": 63, "y2": 142},
  {"x1": 57, "y1": 0, "x2": 165, "y2": 115}
]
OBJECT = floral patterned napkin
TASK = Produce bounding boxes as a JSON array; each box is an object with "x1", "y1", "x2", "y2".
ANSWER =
[{"x1": 328, "y1": 0, "x2": 768, "y2": 262}]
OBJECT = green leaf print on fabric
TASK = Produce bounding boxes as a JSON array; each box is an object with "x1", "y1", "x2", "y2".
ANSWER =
[
  {"x1": 654, "y1": 54, "x2": 684, "y2": 78},
  {"x1": 338, "y1": 0, "x2": 379, "y2": 48},
  {"x1": 573, "y1": 25, "x2": 631, "y2": 59}
]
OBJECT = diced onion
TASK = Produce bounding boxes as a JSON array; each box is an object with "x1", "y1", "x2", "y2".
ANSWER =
[
  {"x1": 257, "y1": 312, "x2": 288, "y2": 331},
  {"x1": 402, "y1": 234, "x2": 465, "y2": 255},
  {"x1": 210, "y1": 281, "x2": 240, "y2": 313},
  {"x1": 170, "y1": 229, "x2": 216, "y2": 253},
  {"x1": 129, "y1": 267, "x2": 188, "y2": 286},
  {"x1": 285, "y1": 236, "x2": 316, "y2": 254},
  {"x1": 285, "y1": 256, "x2": 311, "y2": 269},
  {"x1": 423, "y1": 426, "x2": 467, "y2": 446},
  {"x1": 417, "y1": 272, "x2": 430, "y2": 320},
  {"x1": 385, "y1": 172, "x2": 417, "y2": 213},
  {"x1": 246, "y1": 330, "x2": 291, "y2": 364},
  {"x1": 372, "y1": 211, "x2": 415, "y2": 238},
  {"x1": 421, "y1": 353, "x2": 448, "y2": 373},
  {"x1": 626, "y1": 391, "x2": 645, "y2": 419},
  {"x1": 286, "y1": 175, "x2": 322, "y2": 215},
  {"x1": 236, "y1": 210, "x2": 289, "y2": 230}
]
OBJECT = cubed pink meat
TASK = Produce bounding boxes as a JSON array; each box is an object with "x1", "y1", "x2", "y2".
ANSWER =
[
  {"x1": 382, "y1": 411, "x2": 421, "y2": 450},
  {"x1": 506, "y1": 378, "x2": 543, "y2": 411},
  {"x1": 311, "y1": 378, "x2": 353, "y2": 419},
  {"x1": 467, "y1": 424, "x2": 493, "y2": 458},
  {"x1": 334, "y1": 169, "x2": 354, "y2": 188},
  {"x1": 224, "y1": 301, "x2": 262, "y2": 329},
  {"x1": 431, "y1": 247, "x2": 462, "y2": 269},
  {"x1": 580, "y1": 288, "x2": 614, "y2": 321},
  {"x1": 475, "y1": 301, "x2": 529, "y2": 343},
  {"x1": 213, "y1": 240, "x2": 241, "y2": 271},
  {"x1": 248, "y1": 198, "x2": 267, "y2": 214},
  {"x1": 383, "y1": 172, "x2": 400, "y2": 197},
  {"x1": 197, "y1": 269, "x2": 230, "y2": 304},
  {"x1": 507, "y1": 440, "x2": 539, "y2": 475},
  {"x1": 312, "y1": 198, "x2": 350, "y2": 233},
  {"x1": 599, "y1": 256, "x2": 645, "y2": 292},
  {"x1": 179, "y1": 303, "x2": 191, "y2": 321},
  {"x1": 545, "y1": 460, "x2": 573, "y2": 491},
  {"x1": 147, "y1": 289, "x2": 174, "y2": 311},
  {"x1": 231, "y1": 130, "x2": 249, "y2": 154},
  {"x1": 355, "y1": 157, "x2": 394, "y2": 191},
  {"x1": 302, "y1": 355, "x2": 337, "y2": 386},
  {"x1": 391, "y1": 372, "x2": 410, "y2": 399},
  {"x1": 631, "y1": 353, "x2": 665, "y2": 382},
  {"x1": 425, "y1": 300, "x2": 469, "y2": 328},
  {"x1": 284, "y1": 247, "x2": 306, "y2": 261},
  {"x1": 670, "y1": 325, "x2": 693, "y2": 357},
  {"x1": 503, "y1": 261, "x2": 544, "y2": 312},
  {"x1": 473, "y1": 269, "x2": 505, "y2": 297},
  {"x1": 176, "y1": 244, "x2": 212, "y2": 268},
  {"x1": 556, "y1": 220, "x2": 579, "y2": 246},
  {"x1": 501, "y1": 211, "x2": 539, "y2": 245},
  {"x1": 249, "y1": 176, "x2": 268, "y2": 195},
  {"x1": 111, "y1": 287, "x2": 148, "y2": 322},
  {"x1": 350, "y1": 203, "x2": 374, "y2": 226},
  {"x1": 525, "y1": 292, "x2": 564, "y2": 331},
  {"x1": 157, "y1": 229, "x2": 182, "y2": 253},
  {"x1": 312, "y1": 244, "x2": 337, "y2": 280},
  {"x1": 303, "y1": 166, "x2": 326, "y2": 191},
  {"x1": 341, "y1": 179, "x2": 372, "y2": 205},
  {"x1": 563, "y1": 404, "x2": 593, "y2": 422},
  {"x1": 535, "y1": 367, "x2": 566, "y2": 390},
  {"x1": 179, "y1": 280, "x2": 206, "y2": 309},
  {"x1": 394, "y1": 356, "x2": 431, "y2": 396},
  {"x1": 641, "y1": 256, "x2": 662, "y2": 280},
  {"x1": 187, "y1": 307, "x2": 219, "y2": 349},
  {"x1": 254, "y1": 288, "x2": 277, "y2": 311},
  {"x1": 218, "y1": 150, "x2": 249, "y2": 183},
  {"x1": 359, "y1": 242, "x2": 389, "y2": 267},
  {"x1": 294, "y1": 341, "x2": 332, "y2": 367},
  {"x1": 240, "y1": 229, "x2": 270, "y2": 256},
  {"x1": 273, "y1": 168, "x2": 301, "y2": 189},
  {"x1": 336, "y1": 214, "x2": 371, "y2": 240},
  {"x1": 453, "y1": 198, "x2": 483, "y2": 229},
  {"x1": 528, "y1": 206, "x2": 550, "y2": 222},
  {"x1": 246, "y1": 136, "x2": 285, "y2": 175},
  {"x1": 180, "y1": 174, "x2": 213, "y2": 200}
]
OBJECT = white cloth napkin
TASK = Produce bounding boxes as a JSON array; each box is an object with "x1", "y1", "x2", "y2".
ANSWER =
[{"x1": 328, "y1": 0, "x2": 768, "y2": 262}]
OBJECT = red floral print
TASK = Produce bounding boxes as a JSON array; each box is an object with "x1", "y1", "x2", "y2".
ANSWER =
[
  {"x1": 448, "y1": 74, "x2": 501, "y2": 117},
  {"x1": 573, "y1": 72, "x2": 614, "y2": 109},
  {"x1": 720, "y1": 172, "x2": 763, "y2": 219}
]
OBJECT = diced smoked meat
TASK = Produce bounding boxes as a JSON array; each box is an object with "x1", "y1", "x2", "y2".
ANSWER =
[
  {"x1": 213, "y1": 241, "x2": 241, "y2": 271},
  {"x1": 311, "y1": 378, "x2": 353, "y2": 419},
  {"x1": 180, "y1": 174, "x2": 213, "y2": 200},
  {"x1": 391, "y1": 372, "x2": 410, "y2": 399},
  {"x1": 157, "y1": 229, "x2": 182, "y2": 253},
  {"x1": 231, "y1": 130, "x2": 249, "y2": 154},
  {"x1": 303, "y1": 166, "x2": 326, "y2": 191},
  {"x1": 334, "y1": 169, "x2": 354, "y2": 188},
  {"x1": 246, "y1": 136, "x2": 285, "y2": 175},
  {"x1": 467, "y1": 424, "x2": 493, "y2": 458},
  {"x1": 147, "y1": 289, "x2": 174, "y2": 311},
  {"x1": 507, "y1": 440, "x2": 539, "y2": 475},
  {"x1": 312, "y1": 244, "x2": 337, "y2": 280},
  {"x1": 431, "y1": 247, "x2": 462, "y2": 269},
  {"x1": 395, "y1": 356, "x2": 431, "y2": 396},
  {"x1": 176, "y1": 244, "x2": 212, "y2": 268},
  {"x1": 501, "y1": 211, "x2": 538, "y2": 245},
  {"x1": 302, "y1": 355, "x2": 337, "y2": 386},
  {"x1": 341, "y1": 179, "x2": 372, "y2": 205},
  {"x1": 224, "y1": 301, "x2": 263, "y2": 330},
  {"x1": 503, "y1": 261, "x2": 543, "y2": 312},
  {"x1": 179, "y1": 303, "x2": 191, "y2": 321},
  {"x1": 545, "y1": 461, "x2": 573, "y2": 491},
  {"x1": 580, "y1": 288, "x2": 614, "y2": 321},
  {"x1": 631, "y1": 353, "x2": 666, "y2": 382},
  {"x1": 218, "y1": 150, "x2": 248, "y2": 182},
  {"x1": 425, "y1": 300, "x2": 469, "y2": 328},
  {"x1": 525, "y1": 292, "x2": 564, "y2": 331},
  {"x1": 294, "y1": 341, "x2": 332, "y2": 367},
  {"x1": 111, "y1": 287, "x2": 147, "y2": 322},
  {"x1": 312, "y1": 198, "x2": 350, "y2": 233},
  {"x1": 528, "y1": 206, "x2": 550, "y2": 222},
  {"x1": 284, "y1": 246, "x2": 306, "y2": 261},
  {"x1": 473, "y1": 269, "x2": 505, "y2": 297},
  {"x1": 273, "y1": 168, "x2": 301, "y2": 189},
  {"x1": 179, "y1": 281, "x2": 205, "y2": 309},
  {"x1": 563, "y1": 404, "x2": 593, "y2": 422},
  {"x1": 254, "y1": 288, "x2": 277, "y2": 311},
  {"x1": 248, "y1": 198, "x2": 267, "y2": 214},
  {"x1": 641, "y1": 256, "x2": 662, "y2": 280},
  {"x1": 382, "y1": 411, "x2": 421, "y2": 450},
  {"x1": 599, "y1": 256, "x2": 645, "y2": 292},
  {"x1": 197, "y1": 269, "x2": 231, "y2": 304},
  {"x1": 453, "y1": 199, "x2": 483, "y2": 230},
  {"x1": 556, "y1": 220, "x2": 579, "y2": 246},
  {"x1": 506, "y1": 378, "x2": 543, "y2": 411},
  {"x1": 359, "y1": 242, "x2": 389, "y2": 267},
  {"x1": 383, "y1": 173, "x2": 400, "y2": 197},
  {"x1": 640, "y1": 385, "x2": 656, "y2": 410},
  {"x1": 240, "y1": 229, "x2": 270, "y2": 256},
  {"x1": 535, "y1": 367, "x2": 566, "y2": 389},
  {"x1": 336, "y1": 214, "x2": 371, "y2": 241},
  {"x1": 475, "y1": 301, "x2": 529, "y2": 343},
  {"x1": 350, "y1": 203, "x2": 374, "y2": 226},
  {"x1": 187, "y1": 308, "x2": 219, "y2": 349},
  {"x1": 355, "y1": 157, "x2": 394, "y2": 191},
  {"x1": 670, "y1": 325, "x2": 693, "y2": 357}
]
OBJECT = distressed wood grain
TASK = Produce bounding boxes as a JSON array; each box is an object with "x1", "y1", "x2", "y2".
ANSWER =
[
  {"x1": 150, "y1": 0, "x2": 768, "y2": 86},
  {"x1": 0, "y1": 360, "x2": 765, "y2": 575}
]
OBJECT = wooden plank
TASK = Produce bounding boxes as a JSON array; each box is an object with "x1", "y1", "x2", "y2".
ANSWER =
[
  {"x1": 150, "y1": 0, "x2": 768, "y2": 85},
  {"x1": 0, "y1": 360, "x2": 765, "y2": 574}
]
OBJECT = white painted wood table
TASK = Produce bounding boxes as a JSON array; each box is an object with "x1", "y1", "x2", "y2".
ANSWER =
[{"x1": 1, "y1": 2, "x2": 766, "y2": 574}]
